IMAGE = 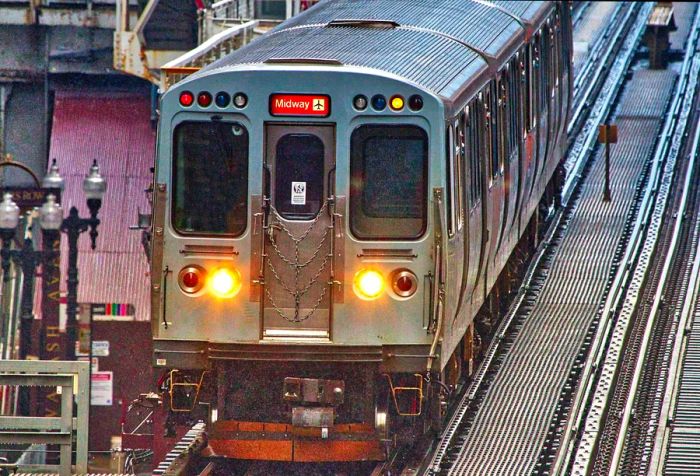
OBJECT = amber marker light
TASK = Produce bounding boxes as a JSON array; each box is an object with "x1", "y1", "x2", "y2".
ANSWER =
[
  {"x1": 390, "y1": 95, "x2": 404, "y2": 111},
  {"x1": 353, "y1": 269, "x2": 385, "y2": 300},
  {"x1": 208, "y1": 267, "x2": 242, "y2": 298}
]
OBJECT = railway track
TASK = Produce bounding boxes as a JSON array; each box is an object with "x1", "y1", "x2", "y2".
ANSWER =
[
  {"x1": 421, "y1": 3, "x2": 655, "y2": 475},
  {"x1": 559, "y1": 7, "x2": 700, "y2": 475}
]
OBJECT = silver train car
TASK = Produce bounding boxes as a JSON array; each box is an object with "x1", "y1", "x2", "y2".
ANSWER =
[{"x1": 150, "y1": 0, "x2": 572, "y2": 462}]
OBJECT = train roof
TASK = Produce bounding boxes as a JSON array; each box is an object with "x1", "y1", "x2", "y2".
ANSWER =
[{"x1": 197, "y1": 0, "x2": 552, "y2": 105}]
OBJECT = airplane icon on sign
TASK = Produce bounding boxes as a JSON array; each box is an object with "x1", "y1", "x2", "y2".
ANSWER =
[{"x1": 313, "y1": 98, "x2": 325, "y2": 110}]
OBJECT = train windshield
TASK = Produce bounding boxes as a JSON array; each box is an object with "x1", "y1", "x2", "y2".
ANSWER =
[
  {"x1": 172, "y1": 121, "x2": 249, "y2": 236},
  {"x1": 350, "y1": 125, "x2": 428, "y2": 240}
]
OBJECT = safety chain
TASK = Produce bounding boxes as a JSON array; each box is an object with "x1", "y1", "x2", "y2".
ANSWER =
[{"x1": 264, "y1": 201, "x2": 332, "y2": 322}]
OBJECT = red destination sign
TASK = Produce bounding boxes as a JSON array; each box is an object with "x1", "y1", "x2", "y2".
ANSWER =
[{"x1": 270, "y1": 94, "x2": 331, "y2": 117}]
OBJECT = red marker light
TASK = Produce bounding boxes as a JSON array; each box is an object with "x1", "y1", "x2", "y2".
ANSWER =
[
  {"x1": 182, "y1": 271, "x2": 199, "y2": 288},
  {"x1": 179, "y1": 91, "x2": 194, "y2": 107},
  {"x1": 178, "y1": 265, "x2": 205, "y2": 294},
  {"x1": 197, "y1": 92, "x2": 212, "y2": 107}
]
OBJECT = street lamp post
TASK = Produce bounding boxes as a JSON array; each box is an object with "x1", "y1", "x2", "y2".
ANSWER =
[
  {"x1": 0, "y1": 160, "x2": 106, "y2": 360},
  {"x1": 47, "y1": 160, "x2": 107, "y2": 360}
]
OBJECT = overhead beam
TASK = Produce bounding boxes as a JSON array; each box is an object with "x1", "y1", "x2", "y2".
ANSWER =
[{"x1": 0, "y1": 5, "x2": 137, "y2": 28}]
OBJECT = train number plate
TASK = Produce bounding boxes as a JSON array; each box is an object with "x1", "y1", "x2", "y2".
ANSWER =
[{"x1": 270, "y1": 94, "x2": 331, "y2": 117}]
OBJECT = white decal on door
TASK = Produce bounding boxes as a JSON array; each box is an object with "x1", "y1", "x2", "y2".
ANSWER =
[{"x1": 291, "y1": 181, "x2": 307, "y2": 205}]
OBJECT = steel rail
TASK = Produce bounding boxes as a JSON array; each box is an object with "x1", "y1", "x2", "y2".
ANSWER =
[
  {"x1": 649, "y1": 189, "x2": 700, "y2": 474},
  {"x1": 609, "y1": 56, "x2": 700, "y2": 476},
  {"x1": 422, "y1": 5, "x2": 651, "y2": 474},
  {"x1": 571, "y1": 2, "x2": 592, "y2": 29},
  {"x1": 648, "y1": 155, "x2": 700, "y2": 476},
  {"x1": 559, "y1": 8, "x2": 700, "y2": 475}
]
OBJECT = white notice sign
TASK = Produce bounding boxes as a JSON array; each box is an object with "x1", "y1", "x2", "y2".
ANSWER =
[
  {"x1": 291, "y1": 181, "x2": 307, "y2": 205},
  {"x1": 91, "y1": 371, "x2": 113, "y2": 406}
]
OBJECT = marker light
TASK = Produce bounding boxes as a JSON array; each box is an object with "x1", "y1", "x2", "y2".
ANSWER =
[
  {"x1": 197, "y1": 92, "x2": 212, "y2": 107},
  {"x1": 215, "y1": 91, "x2": 230, "y2": 108},
  {"x1": 178, "y1": 265, "x2": 206, "y2": 294},
  {"x1": 391, "y1": 270, "x2": 418, "y2": 298},
  {"x1": 353, "y1": 95, "x2": 368, "y2": 111},
  {"x1": 179, "y1": 91, "x2": 194, "y2": 107},
  {"x1": 354, "y1": 269, "x2": 385, "y2": 300},
  {"x1": 371, "y1": 94, "x2": 387, "y2": 111},
  {"x1": 208, "y1": 267, "x2": 242, "y2": 298},
  {"x1": 233, "y1": 93, "x2": 248, "y2": 108},
  {"x1": 408, "y1": 94, "x2": 423, "y2": 111},
  {"x1": 390, "y1": 95, "x2": 404, "y2": 111}
]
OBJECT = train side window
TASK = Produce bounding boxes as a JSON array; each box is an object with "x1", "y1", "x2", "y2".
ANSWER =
[
  {"x1": 509, "y1": 58, "x2": 519, "y2": 157},
  {"x1": 446, "y1": 125, "x2": 455, "y2": 236},
  {"x1": 547, "y1": 21, "x2": 555, "y2": 98},
  {"x1": 484, "y1": 86, "x2": 497, "y2": 183},
  {"x1": 498, "y1": 72, "x2": 509, "y2": 165},
  {"x1": 533, "y1": 32, "x2": 542, "y2": 117},
  {"x1": 455, "y1": 115, "x2": 465, "y2": 230},
  {"x1": 350, "y1": 125, "x2": 428, "y2": 240},
  {"x1": 554, "y1": 13, "x2": 561, "y2": 87},
  {"x1": 172, "y1": 121, "x2": 249, "y2": 236},
  {"x1": 541, "y1": 28, "x2": 548, "y2": 111},
  {"x1": 518, "y1": 50, "x2": 527, "y2": 137},
  {"x1": 526, "y1": 43, "x2": 535, "y2": 131},
  {"x1": 466, "y1": 102, "x2": 482, "y2": 207}
]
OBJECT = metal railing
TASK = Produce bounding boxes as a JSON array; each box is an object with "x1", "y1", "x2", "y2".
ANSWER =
[
  {"x1": 160, "y1": 20, "x2": 258, "y2": 91},
  {"x1": 0, "y1": 360, "x2": 89, "y2": 476}
]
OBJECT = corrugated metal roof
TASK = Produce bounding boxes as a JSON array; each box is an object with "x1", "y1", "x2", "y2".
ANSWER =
[
  {"x1": 199, "y1": 0, "x2": 549, "y2": 98},
  {"x1": 206, "y1": 25, "x2": 484, "y2": 95},
  {"x1": 36, "y1": 90, "x2": 154, "y2": 322}
]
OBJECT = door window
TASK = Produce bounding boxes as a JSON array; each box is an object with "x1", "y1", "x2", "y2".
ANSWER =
[{"x1": 273, "y1": 133, "x2": 325, "y2": 220}]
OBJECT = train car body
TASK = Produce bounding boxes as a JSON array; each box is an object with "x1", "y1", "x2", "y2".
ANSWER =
[{"x1": 150, "y1": 0, "x2": 572, "y2": 462}]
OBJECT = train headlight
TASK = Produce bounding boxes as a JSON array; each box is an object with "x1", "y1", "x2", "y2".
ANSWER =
[
  {"x1": 208, "y1": 267, "x2": 242, "y2": 298},
  {"x1": 353, "y1": 269, "x2": 385, "y2": 300}
]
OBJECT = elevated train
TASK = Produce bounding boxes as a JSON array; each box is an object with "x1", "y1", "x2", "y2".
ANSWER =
[{"x1": 150, "y1": 0, "x2": 572, "y2": 463}]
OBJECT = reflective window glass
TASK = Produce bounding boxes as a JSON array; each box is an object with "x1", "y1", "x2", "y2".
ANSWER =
[
  {"x1": 350, "y1": 125, "x2": 428, "y2": 240},
  {"x1": 172, "y1": 121, "x2": 248, "y2": 235}
]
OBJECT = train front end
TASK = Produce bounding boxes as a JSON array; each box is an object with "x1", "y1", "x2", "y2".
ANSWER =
[{"x1": 151, "y1": 65, "x2": 444, "y2": 462}]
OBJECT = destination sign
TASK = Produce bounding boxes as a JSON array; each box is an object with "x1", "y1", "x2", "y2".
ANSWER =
[{"x1": 270, "y1": 94, "x2": 331, "y2": 117}]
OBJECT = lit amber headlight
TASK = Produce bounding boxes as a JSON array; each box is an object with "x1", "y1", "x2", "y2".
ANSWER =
[
  {"x1": 207, "y1": 267, "x2": 242, "y2": 298},
  {"x1": 353, "y1": 269, "x2": 385, "y2": 300}
]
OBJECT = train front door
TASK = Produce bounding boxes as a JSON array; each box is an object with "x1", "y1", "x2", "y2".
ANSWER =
[{"x1": 261, "y1": 124, "x2": 336, "y2": 340}]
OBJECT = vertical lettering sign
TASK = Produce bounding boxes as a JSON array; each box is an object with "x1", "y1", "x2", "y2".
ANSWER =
[
  {"x1": 270, "y1": 94, "x2": 331, "y2": 117},
  {"x1": 41, "y1": 229, "x2": 63, "y2": 419}
]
